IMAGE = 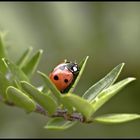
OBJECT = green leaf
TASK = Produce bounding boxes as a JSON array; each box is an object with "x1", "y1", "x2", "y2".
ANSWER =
[
  {"x1": 0, "y1": 33, "x2": 7, "y2": 58},
  {"x1": 0, "y1": 33, "x2": 7, "y2": 74},
  {"x1": 37, "y1": 86, "x2": 54, "y2": 100},
  {"x1": 82, "y1": 63, "x2": 125, "y2": 102},
  {"x1": 45, "y1": 117, "x2": 77, "y2": 130},
  {"x1": 40, "y1": 85, "x2": 49, "y2": 93},
  {"x1": 0, "y1": 71, "x2": 10, "y2": 99},
  {"x1": 22, "y1": 50, "x2": 43, "y2": 78},
  {"x1": 2, "y1": 58, "x2": 29, "y2": 83},
  {"x1": 37, "y1": 71, "x2": 62, "y2": 101},
  {"x1": 17, "y1": 47, "x2": 33, "y2": 68},
  {"x1": 6, "y1": 86, "x2": 36, "y2": 113},
  {"x1": 67, "y1": 56, "x2": 89, "y2": 93},
  {"x1": 62, "y1": 94, "x2": 94, "y2": 119},
  {"x1": 20, "y1": 81, "x2": 57, "y2": 115},
  {"x1": 94, "y1": 114, "x2": 140, "y2": 124},
  {"x1": 91, "y1": 77, "x2": 136, "y2": 113}
]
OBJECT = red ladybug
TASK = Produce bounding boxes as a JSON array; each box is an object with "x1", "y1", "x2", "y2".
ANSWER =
[{"x1": 49, "y1": 61, "x2": 79, "y2": 93}]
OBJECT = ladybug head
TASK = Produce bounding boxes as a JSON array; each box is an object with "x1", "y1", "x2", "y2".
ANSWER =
[{"x1": 65, "y1": 61, "x2": 79, "y2": 75}]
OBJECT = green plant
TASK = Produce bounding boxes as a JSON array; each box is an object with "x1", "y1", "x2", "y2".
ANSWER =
[{"x1": 0, "y1": 32, "x2": 139, "y2": 130}]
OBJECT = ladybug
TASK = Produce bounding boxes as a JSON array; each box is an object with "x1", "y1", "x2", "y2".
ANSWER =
[{"x1": 49, "y1": 60, "x2": 79, "y2": 93}]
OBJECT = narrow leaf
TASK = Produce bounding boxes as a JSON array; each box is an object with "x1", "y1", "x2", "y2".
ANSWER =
[
  {"x1": 6, "y1": 86, "x2": 36, "y2": 113},
  {"x1": 45, "y1": 117, "x2": 77, "y2": 130},
  {"x1": 92, "y1": 77, "x2": 136, "y2": 113},
  {"x1": 0, "y1": 33, "x2": 7, "y2": 74},
  {"x1": 62, "y1": 94, "x2": 95, "y2": 119},
  {"x1": 37, "y1": 86, "x2": 54, "y2": 99},
  {"x1": 67, "y1": 56, "x2": 89, "y2": 93},
  {"x1": 0, "y1": 71, "x2": 10, "y2": 99},
  {"x1": 17, "y1": 47, "x2": 33, "y2": 68},
  {"x1": 37, "y1": 71, "x2": 62, "y2": 101},
  {"x1": 2, "y1": 58, "x2": 29, "y2": 82},
  {"x1": 94, "y1": 114, "x2": 140, "y2": 124},
  {"x1": 83, "y1": 63, "x2": 125, "y2": 102},
  {"x1": 0, "y1": 33, "x2": 7, "y2": 58},
  {"x1": 22, "y1": 50, "x2": 43, "y2": 78},
  {"x1": 20, "y1": 81, "x2": 57, "y2": 115}
]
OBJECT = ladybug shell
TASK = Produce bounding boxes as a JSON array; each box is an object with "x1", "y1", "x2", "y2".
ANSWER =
[{"x1": 49, "y1": 64, "x2": 74, "y2": 92}]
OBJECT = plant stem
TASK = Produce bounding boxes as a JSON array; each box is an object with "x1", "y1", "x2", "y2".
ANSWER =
[
  {"x1": 35, "y1": 104, "x2": 47, "y2": 116},
  {"x1": 35, "y1": 105, "x2": 85, "y2": 122},
  {"x1": 2, "y1": 99, "x2": 86, "y2": 123}
]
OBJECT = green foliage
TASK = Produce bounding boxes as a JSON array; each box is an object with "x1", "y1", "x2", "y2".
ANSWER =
[
  {"x1": 0, "y1": 32, "x2": 139, "y2": 130},
  {"x1": 22, "y1": 50, "x2": 43, "y2": 78},
  {"x1": 0, "y1": 71, "x2": 10, "y2": 99},
  {"x1": 17, "y1": 47, "x2": 33, "y2": 69},
  {"x1": 6, "y1": 86, "x2": 36, "y2": 113},
  {"x1": 45, "y1": 117, "x2": 77, "y2": 130},
  {"x1": 91, "y1": 77, "x2": 136, "y2": 112},
  {"x1": 82, "y1": 63, "x2": 125, "y2": 102},
  {"x1": 0, "y1": 33, "x2": 7, "y2": 75},
  {"x1": 66, "y1": 56, "x2": 89, "y2": 93},
  {"x1": 3, "y1": 58, "x2": 29, "y2": 83},
  {"x1": 20, "y1": 81, "x2": 57, "y2": 115},
  {"x1": 61, "y1": 94, "x2": 94, "y2": 120},
  {"x1": 94, "y1": 114, "x2": 140, "y2": 124},
  {"x1": 38, "y1": 71, "x2": 62, "y2": 102}
]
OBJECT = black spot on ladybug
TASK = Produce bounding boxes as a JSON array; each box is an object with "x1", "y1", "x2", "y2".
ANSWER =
[
  {"x1": 64, "y1": 79, "x2": 69, "y2": 83},
  {"x1": 54, "y1": 75, "x2": 59, "y2": 80}
]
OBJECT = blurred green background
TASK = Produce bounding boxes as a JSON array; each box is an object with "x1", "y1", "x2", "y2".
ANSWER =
[{"x1": 0, "y1": 2, "x2": 140, "y2": 138}]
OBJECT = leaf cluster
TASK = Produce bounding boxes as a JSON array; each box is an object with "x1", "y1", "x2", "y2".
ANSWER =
[{"x1": 0, "y1": 33, "x2": 138, "y2": 130}]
